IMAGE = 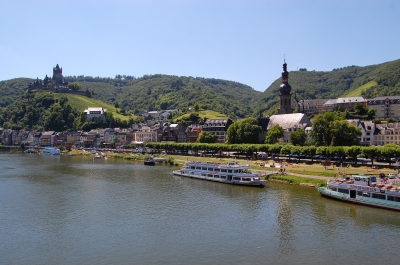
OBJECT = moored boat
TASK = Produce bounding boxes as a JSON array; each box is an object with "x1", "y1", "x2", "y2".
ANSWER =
[
  {"x1": 318, "y1": 174, "x2": 400, "y2": 211},
  {"x1": 144, "y1": 158, "x2": 155, "y2": 166},
  {"x1": 42, "y1": 146, "x2": 61, "y2": 155},
  {"x1": 25, "y1": 148, "x2": 37, "y2": 154},
  {"x1": 173, "y1": 161, "x2": 266, "y2": 187}
]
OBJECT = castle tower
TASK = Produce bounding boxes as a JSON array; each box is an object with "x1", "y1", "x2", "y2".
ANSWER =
[
  {"x1": 52, "y1": 64, "x2": 63, "y2": 85},
  {"x1": 278, "y1": 60, "x2": 293, "y2": 114}
]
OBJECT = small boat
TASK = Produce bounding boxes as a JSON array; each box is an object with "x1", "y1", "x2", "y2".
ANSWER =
[
  {"x1": 42, "y1": 146, "x2": 61, "y2": 155},
  {"x1": 144, "y1": 158, "x2": 155, "y2": 166},
  {"x1": 25, "y1": 148, "x2": 37, "y2": 154},
  {"x1": 318, "y1": 174, "x2": 400, "y2": 211},
  {"x1": 173, "y1": 160, "x2": 266, "y2": 187}
]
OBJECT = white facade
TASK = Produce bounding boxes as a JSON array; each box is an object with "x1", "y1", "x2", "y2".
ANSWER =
[{"x1": 84, "y1": 107, "x2": 107, "y2": 123}]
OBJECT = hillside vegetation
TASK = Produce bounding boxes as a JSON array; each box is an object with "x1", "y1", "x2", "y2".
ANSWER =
[
  {"x1": 64, "y1": 74, "x2": 260, "y2": 119},
  {"x1": 257, "y1": 59, "x2": 400, "y2": 116},
  {"x1": 0, "y1": 59, "x2": 399, "y2": 123},
  {"x1": 52, "y1": 93, "x2": 133, "y2": 121}
]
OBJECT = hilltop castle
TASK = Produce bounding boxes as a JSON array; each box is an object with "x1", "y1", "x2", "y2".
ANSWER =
[{"x1": 27, "y1": 64, "x2": 92, "y2": 98}]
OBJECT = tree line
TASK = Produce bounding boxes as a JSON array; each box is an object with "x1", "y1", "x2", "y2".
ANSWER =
[{"x1": 145, "y1": 142, "x2": 400, "y2": 166}]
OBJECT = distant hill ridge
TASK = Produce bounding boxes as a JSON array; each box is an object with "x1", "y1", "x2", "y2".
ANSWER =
[{"x1": 1, "y1": 59, "x2": 399, "y2": 118}]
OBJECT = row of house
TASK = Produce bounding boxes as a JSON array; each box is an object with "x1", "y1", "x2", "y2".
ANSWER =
[
  {"x1": 0, "y1": 122, "x2": 201, "y2": 148},
  {"x1": 3, "y1": 114, "x2": 400, "y2": 148},
  {"x1": 298, "y1": 96, "x2": 400, "y2": 120}
]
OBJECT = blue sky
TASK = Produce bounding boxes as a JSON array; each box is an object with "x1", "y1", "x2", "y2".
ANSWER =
[{"x1": 1, "y1": 0, "x2": 399, "y2": 92}]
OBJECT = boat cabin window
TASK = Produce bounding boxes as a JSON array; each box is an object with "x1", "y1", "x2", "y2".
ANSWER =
[
  {"x1": 190, "y1": 166, "x2": 195, "y2": 169},
  {"x1": 228, "y1": 170, "x2": 232, "y2": 173},
  {"x1": 357, "y1": 191, "x2": 363, "y2": 196},
  {"x1": 221, "y1": 169, "x2": 227, "y2": 173},
  {"x1": 202, "y1": 167, "x2": 207, "y2": 170},
  {"x1": 387, "y1": 196, "x2": 400, "y2": 202},
  {"x1": 338, "y1": 188, "x2": 349, "y2": 194},
  {"x1": 362, "y1": 192, "x2": 370, "y2": 197},
  {"x1": 329, "y1": 187, "x2": 337, "y2": 192},
  {"x1": 196, "y1": 167, "x2": 201, "y2": 170},
  {"x1": 371, "y1": 193, "x2": 386, "y2": 200}
]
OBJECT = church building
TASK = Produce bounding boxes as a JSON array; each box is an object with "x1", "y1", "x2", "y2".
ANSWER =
[{"x1": 267, "y1": 60, "x2": 312, "y2": 143}]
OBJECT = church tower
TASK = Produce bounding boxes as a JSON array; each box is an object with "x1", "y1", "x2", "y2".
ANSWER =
[{"x1": 278, "y1": 60, "x2": 293, "y2": 114}]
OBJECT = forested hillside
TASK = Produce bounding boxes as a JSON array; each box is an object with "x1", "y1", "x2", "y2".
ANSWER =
[
  {"x1": 0, "y1": 91, "x2": 136, "y2": 131},
  {"x1": 1, "y1": 59, "x2": 399, "y2": 121},
  {"x1": 63, "y1": 74, "x2": 260, "y2": 119},
  {"x1": 258, "y1": 59, "x2": 400, "y2": 116}
]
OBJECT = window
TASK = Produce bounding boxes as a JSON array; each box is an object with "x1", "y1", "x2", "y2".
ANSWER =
[{"x1": 338, "y1": 188, "x2": 349, "y2": 194}]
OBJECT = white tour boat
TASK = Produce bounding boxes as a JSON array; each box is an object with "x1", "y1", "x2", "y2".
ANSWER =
[
  {"x1": 42, "y1": 146, "x2": 61, "y2": 155},
  {"x1": 318, "y1": 174, "x2": 400, "y2": 211},
  {"x1": 173, "y1": 161, "x2": 266, "y2": 187}
]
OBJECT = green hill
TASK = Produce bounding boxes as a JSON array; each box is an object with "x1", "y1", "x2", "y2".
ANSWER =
[
  {"x1": 257, "y1": 59, "x2": 400, "y2": 116},
  {"x1": 344, "y1": 81, "x2": 378, "y2": 97},
  {"x1": 52, "y1": 93, "x2": 134, "y2": 121},
  {"x1": 1, "y1": 58, "x2": 399, "y2": 123},
  {"x1": 62, "y1": 74, "x2": 261, "y2": 119}
]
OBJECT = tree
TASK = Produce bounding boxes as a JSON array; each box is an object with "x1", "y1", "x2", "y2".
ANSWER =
[
  {"x1": 345, "y1": 146, "x2": 361, "y2": 164},
  {"x1": 329, "y1": 120, "x2": 361, "y2": 146},
  {"x1": 265, "y1": 124, "x2": 283, "y2": 144},
  {"x1": 311, "y1": 112, "x2": 360, "y2": 146},
  {"x1": 354, "y1": 102, "x2": 367, "y2": 115},
  {"x1": 44, "y1": 103, "x2": 65, "y2": 131},
  {"x1": 194, "y1": 103, "x2": 200, "y2": 112},
  {"x1": 290, "y1": 129, "x2": 307, "y2": 146},
  {"x1": 196, "y1": 132, "x2": 217, "y2": 143},
  {"x1": 367, "y1": 108, "x2": 376, "y2": 119},
  {"x1": 361, "y1": 146, "x2": 380, "y2": 166},
  {"x1": 68, "y1": 83, "x2": 82, "y2": 91},
  {"x1": 226, "y1": 118, "x2": 261, "y2": 144}
]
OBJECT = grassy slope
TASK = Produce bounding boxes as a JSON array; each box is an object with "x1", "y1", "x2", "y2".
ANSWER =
[
  {"x1": 173, "y1": 110, "x2": 228, "y2": 122},
  {"x1": 53, "y1": 93, "x2": 135, "y2": 121},
  {"x1": 343, "y1": 81, "x2": 378, "y2": 97}
]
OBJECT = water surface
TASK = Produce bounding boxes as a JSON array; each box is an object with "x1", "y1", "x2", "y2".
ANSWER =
[{"x1": 1, "y1": 154, "x2": 399, "y2": 264}]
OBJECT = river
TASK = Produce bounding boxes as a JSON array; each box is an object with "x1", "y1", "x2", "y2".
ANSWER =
[{"x1": 1, "y1": 153, "x2": 400, "y2": 264}]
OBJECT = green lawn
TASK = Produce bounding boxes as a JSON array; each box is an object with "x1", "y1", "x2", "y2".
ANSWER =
[{"x1": 173, "y1": 110, "x2": 227, "y2": 122}]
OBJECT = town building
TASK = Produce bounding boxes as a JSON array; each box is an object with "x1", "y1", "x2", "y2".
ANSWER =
[
  {"x1": 323, "y1": 97, "x2": 366, "y2": 112},
  {"x1": 373, "y1": 122, "x2": 400, "y2": 146},
  {"x1": 186, "y1": 125, "x2": 202, "y2": 143},
  {"x1": 298, "y1": 99, "x2": 328, "y2": 115},
  {"x1": 84, "y1": 107, "x2": 107, "y2": 123},
  {"x1": 133, "y1": 125, "x2": 158, "y2": 143},
  {"x1": 267, "y1": 113, "x2": 312, "y2": 143},
  {"x1": 347, "y1": 119, "x2": 375, "y2": 146},
  {"x1": 202, "y1": 118, "x2": 233, "y2": 143},
  {"x1": 367, "y1": 96, "x2": 400, "y2": 120}
]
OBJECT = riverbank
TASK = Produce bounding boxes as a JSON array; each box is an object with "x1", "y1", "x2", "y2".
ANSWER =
[{"x1": 31, "y1": 148, "x2": 400, "y2": 187}]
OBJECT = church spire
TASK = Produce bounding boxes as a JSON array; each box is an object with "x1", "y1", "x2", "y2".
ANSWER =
[{"x1": 278, "y1": 59, "x2": 293, "y2": 115}]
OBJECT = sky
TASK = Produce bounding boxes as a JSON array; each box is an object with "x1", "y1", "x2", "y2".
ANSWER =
[{"x1": 0, "y1": 0, "x2": 399, "y2": 92}]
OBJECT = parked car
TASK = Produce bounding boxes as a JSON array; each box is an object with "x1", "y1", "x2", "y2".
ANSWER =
[{"x1": 388, "y1": 173, "x2": 396, "y2": 179}]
